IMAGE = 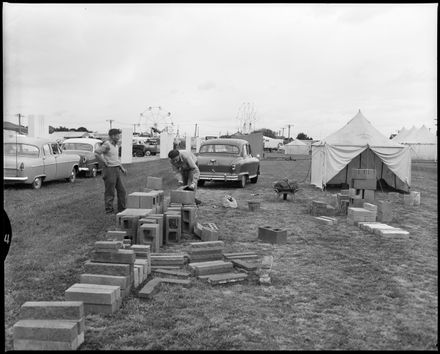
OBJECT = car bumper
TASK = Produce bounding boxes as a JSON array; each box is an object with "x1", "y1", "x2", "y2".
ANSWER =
[
  {"x1": 199, "y1": 173, "x2": 240, "y2": 182},
  {"x1": 4, "y1": 176, "x2": 28, "y2": 182},
  {"x1": 78, "y1": 167, "x2": 90, "y2": 172}
]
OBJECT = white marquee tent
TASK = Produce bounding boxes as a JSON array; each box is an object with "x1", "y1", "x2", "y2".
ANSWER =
[
  {"x1": 311, "y1": 110, "x2": 412, "y2": 192},
  {"x1": 393, "y1": 125, "x2": 437, "y2": 161},
  {"x1": 283, "y1": 139, "x2": 309, "y2": 155}
]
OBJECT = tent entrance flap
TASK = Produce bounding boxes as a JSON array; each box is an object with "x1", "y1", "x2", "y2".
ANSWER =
[{"x1": 326, "y1": 148, "x2": 410, "y2": 192}]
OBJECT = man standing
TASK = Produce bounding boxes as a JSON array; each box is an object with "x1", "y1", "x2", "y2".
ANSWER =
[
  {"x1": 95, "y1": 129, "x2": 127, "y2": 214},
  {"x1": 168, "y1": 148, "x2": 200, "y2": 191}
]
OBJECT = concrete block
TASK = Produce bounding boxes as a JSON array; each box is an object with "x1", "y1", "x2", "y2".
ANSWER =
[
  {"x1": 377, "y1": 200, "x2": 393, "y2": 222},
  {"x1": 387, "y1": 192, "x2": 401, "y2": 202},
  {"x1": 410, "y1": 191, "x2": 420, "y2": 206},
  {"x1": 314, "y1": 216, "x2": 336, "y2": 225},
  {"x1": 189, "y1": 253, "x2": 223, "y2": 263},
  {"x1": 205, "y1": 272, "x2": 248, "y2": 285},
  {"x1": 362, "y1": 202, "x2": 378, "y2": 213},
  {"x1": 201, "y1": 227, "x2": 219, "y2": 241},
  {"x1": 170, "y1": 190, "x2": 196, "y2": 205},
  {"x1": 65, "y1": 285, "x2": 119, "y2": 304},
  {"x1": 135, "y1": 258, "x2": 149, "y2": 279},
  {"x1": 352, "y1": 179, "x2": 377, "y2": 190},
  {"x1": 91, "y1": 249, "x2": 136, "y2": 264},
  {"x1": 165, "y1": 213, "x2": 182, "y2": 243},
  {"x1": 80, "y1": 273, "x2": 129, "y2": 289},
  {"x1": 378, "y1": 229, "x2": 410, "y2": 238},
  {"x1": 189, "y1": 260, "x2": 233, "y2": 276},
  {"x1": 133, "y1": 266, "x2": 140, "y2": 288},
  {"x1": 150, "y1": 254, "x2": 185, "y2": 266},
  {"x1": 189, "y1": 241, "x2": 224, "y2": 249},
  {"x1": 83, "y1": 299, "x2": 121, "y2": 314},
  {"x1": 137, "y1": 224, "x2": 160, "y2": 252},
  {"x1": 146, "y1": 176, "x2": 163, "y2": 190},
  {"x1": 248, "y1": 201, "x2": 261, "y2": 211},
  {"x1": 14, "y1": 336, "x2": 81, "y2": 351},
  {"x1": 116, "y1": 208, "x2": 153, "y2": 227},
  {"x1": 363, "y1": 189, "x2": 375, "y2": 202},
  {"x1": 105, "y1": 230, "x2": 128, "y2": 241},
  {"x1": 258, "y1": 226, "x2": 287, "y2": 244},
  {"x1": 139, "y1": 215, "x2": 164, "y2": 246},
  {"x1": 68, "y1": 282, "x2": 121, "y2": 299},
  {"x1": 94, "y1": 241, "x2": 123, "y2": 251},
  {"x1": 135, "y1": 264, "x2": 144, "y2": 284},
  {"x1": 340, "y1": 189, "x2": 350, "y2": 196},
  {"x1": 13, "y1": 319, "x2": 78, "y2": 342},
  {"x1": 231, "y1": 259, "x2": 259, "y2": 271},
  {"x1": 223, "y1": 252, "x2": 259, "y2": 260},
  {"x1": 84, "y1": 261, "x2": 131, "y2": 276},
  {"x1": 138, "y1": 278, "x2": 162, "y2": 298},
  {"x1": 152, "y1": 268, "x2": 191, "y2": 278},
  {"x1": 19, "y1": 301, "x2": 83, "y2": 321}
]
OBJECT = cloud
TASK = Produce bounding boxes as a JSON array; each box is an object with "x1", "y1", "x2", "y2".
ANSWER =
[{"x1": 197, "y1": 81, "x2": 216, "y2": 91}]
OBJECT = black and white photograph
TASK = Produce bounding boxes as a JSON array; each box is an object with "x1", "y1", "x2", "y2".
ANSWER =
[{"x1": 3, "y1": 3, "x2": 437, "y2": 350}]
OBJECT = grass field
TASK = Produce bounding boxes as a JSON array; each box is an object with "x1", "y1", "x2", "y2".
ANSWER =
[{"x1": 3, "y1": 156, "x2": 438, "y2": 350}]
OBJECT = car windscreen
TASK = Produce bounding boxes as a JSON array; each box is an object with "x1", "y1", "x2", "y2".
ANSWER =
[
  {"x1": 4, "y1": 143, "x2": 40, "y2": 157},
  {"x1": 62, "y1": 143, "x2": 93, "y2": 152},
  {"x1": 199, "y1": 144, "x2": 240, "y2": 154}
]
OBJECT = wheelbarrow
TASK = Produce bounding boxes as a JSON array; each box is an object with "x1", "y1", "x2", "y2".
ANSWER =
[{"x1": 273, "y1": 179, "x2": 300, "y2": 200}]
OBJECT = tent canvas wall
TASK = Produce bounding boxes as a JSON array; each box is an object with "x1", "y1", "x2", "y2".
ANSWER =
[
  {"x1": 394, "y1": 125, "x2": 437, "y2": 161},
  {"x1": 311, "y1": 110, "x2": 412, "y2": 192},
  {"x1": 284, "y1": 139, "x2": 309, "y2": 155}
]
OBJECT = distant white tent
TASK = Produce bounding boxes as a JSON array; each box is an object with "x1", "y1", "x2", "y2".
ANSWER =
[
  {"x1": 311, "y1": 110, "x2": 412, "y2": 192},
  {"x1": 394, "y1": 125, "x2": 437, "y2": 161},
  {"x1": 263, "y1": 136, "x2": 284, "y2": 150},
  {"x1": 393, "y1": 126, "x2": 409, "y2": 141},
  {"x1": 284, "y1": 139, "x2": 309, "y2": 155}
]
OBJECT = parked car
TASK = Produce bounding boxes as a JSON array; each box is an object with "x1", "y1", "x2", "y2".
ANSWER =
[
  {"x1": 197, "y1": 138, "x2": 260, "y2": 188},
  {"x1": 61, "y1": 138, "x2": 103, "y2": 177},
  {"x1": 3, "y1": 136, "x2": 80, "y2": 189}
]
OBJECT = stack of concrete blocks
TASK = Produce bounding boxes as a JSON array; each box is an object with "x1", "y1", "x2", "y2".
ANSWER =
[
  {"x1": 194, "y1": 222, "x2": 219, "y2": 241},
  {"x1": 310, "y1": 200, "x2": 336, "y2": 217},
  {"x1": 358, "y1": 222, "x2": 410, "y2": 239},
  {"x1": 188, "y1": 241, "x2": 224, "y2": 262},
  {"x1": 116, "y1": 208, "x2": 153, "y2": 243},
  {"x1": 350, "y1": 169, "x2": 377, "y2": 203},
  {"x1": 137, "y1": 219, "x2": 160, "y2": 252},
  {"x1": 65, "y1": 283, "x2": 122, "y2": 315},
  {"x1": 377, "y1": 200, "x2": 393, "y2": 222},
  {"x1": 188, "y1": 241, "x2": 248, "y2": 285},
  {"x1": 404, "y1": 191, "x2": 421, "y2": 206},
  {"x1": 78, "y1": 241, "x2": 133, "y2": 300},
  {"x1": 258, "y1": 226, "x2": 288, "y2": 244},
  {"x1": 170, "y1": 189, "x2": 196, "y2": 205},
  {"x1": 227, "y1": 254, "x2": 261, "y2": 283},
  {"x1": 150, "y1": 252, "x2": 187, "y2": 270},
  {"x1": 347, "y1": 203, "x2": 377, "y2": 226},
  {"x1": 182, "y1": 204, "x2": 197, "y2": 234},
  {"x1": 164, "y1": 211, "x2": 182, "y2": 243},
  {"x1": 137, "y1": 214, "x2": 164, "y2": 251},
  {"x1": 13, "y1": 301, "x2": 84, "y2": 350},
  {"x1": 130, "y1": 245, "x2": 150, "y2": 285}
]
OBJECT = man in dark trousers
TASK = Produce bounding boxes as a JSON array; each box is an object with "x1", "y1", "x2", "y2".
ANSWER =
[
  {"x1": 94, "y1": 128, "x2": 127, "y2": 214},
  {"x1": 168, "y1": 149, "x2": 201, "y2": 204}
]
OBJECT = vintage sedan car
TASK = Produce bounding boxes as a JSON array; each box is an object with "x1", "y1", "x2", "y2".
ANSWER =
[
  {"x1": 197, "y1": 138, "x2": 260, "y2": 188},
  {"x1": 3, "y1": 136, "x2": 80, "y2": 189},
  {"x1": 61, "y1": 138, "x2": 103, "y2": 177}
]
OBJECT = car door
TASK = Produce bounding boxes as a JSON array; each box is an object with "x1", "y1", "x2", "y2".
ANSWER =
[
  {"x1": 243, "y1": 144, "x2": 258, "y2": 176},
  {"x1": 42, "y1": 143, "x2": 57, "y2": 180}
]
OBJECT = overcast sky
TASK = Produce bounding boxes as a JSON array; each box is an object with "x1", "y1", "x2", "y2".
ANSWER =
[{"x1": 3, "y1": 3, "x2": 437, "y2": 139}]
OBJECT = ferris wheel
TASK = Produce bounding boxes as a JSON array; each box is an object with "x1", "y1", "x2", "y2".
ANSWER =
[
  {"x1": 139, "y1": 106, "x2": 174, "y2": 136},
  {"x1": 236, "y1": 102, "x2": 257, "y2": 134}
]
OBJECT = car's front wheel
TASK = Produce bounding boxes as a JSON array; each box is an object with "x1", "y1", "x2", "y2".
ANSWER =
[
  {"x1": 145, "y1": 150, "x2": 151, "y2": 156},
  {"x1": 32, "y1": 177, "x2": 43, "y2": 189},
  {"x1": 238, "y1": 174, "x2": 247, "y2": 188},
  {"x1": 134, "y1": 151, "x2": 144, "y2": 157},
  {"x1": 250, "y1": 169, "x2": 259, "y2": 184}
]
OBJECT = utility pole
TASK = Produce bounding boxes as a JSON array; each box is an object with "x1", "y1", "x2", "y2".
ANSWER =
[
  {"x1": 17, "y1": 113, "x2": 23, "y2": 134},
  {"x1": 281, "y1": 127, "x2": 285, "y2": 137},
  {"x1": 288, "y1": 124, "x2": 292, "y2": 139},
  {"x1": 106, "y1": 119, "x2": 114, "y2": 129},
  {"x1": 194, "y1": 124, "x2": 198, "y2": 137}
]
